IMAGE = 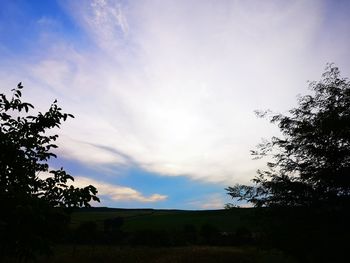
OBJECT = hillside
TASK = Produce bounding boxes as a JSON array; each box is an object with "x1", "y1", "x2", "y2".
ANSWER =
[{"x1": 70, "y1": 207, "x2": 259, "y2": 233}]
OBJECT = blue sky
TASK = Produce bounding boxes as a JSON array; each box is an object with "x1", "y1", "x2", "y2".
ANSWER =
[{"x1": 1, "y1": 0, "x2": 350, "y2": 209}]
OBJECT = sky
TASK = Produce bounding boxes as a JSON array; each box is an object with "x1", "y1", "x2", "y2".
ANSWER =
[{"x1": 1, "y1": 0, "x2": 350, "y2": 209}]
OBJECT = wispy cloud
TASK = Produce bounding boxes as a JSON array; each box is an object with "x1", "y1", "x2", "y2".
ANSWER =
[
  {"x1": 73, "y1": 176, "x2": 167, "y2": 202},
  {"x1": 38, "y1": 172, "x2": 166, "y2": 202},
  {"x1": 56, "y1": 135, "x2": 129, "y2": 166},
  {"x1": 2, "y1": 0, "x2": 350, "y2": 187},
  {"x1": 64, "y1": 0, "x2": 129, "y2": 51}
]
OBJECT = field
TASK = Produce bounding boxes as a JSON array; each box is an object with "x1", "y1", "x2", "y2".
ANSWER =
[
  {"x1": 59, "y1": 206, "x2": 348, "y2": 263},
  {"x1": 38, "y1": 245, "x2": 296, "y2": 263},
  {"x1": 1, "y1": 206, "x2": 341, "y2": 262},
  {"x1": 36, "y1": 207, "x2": 296, "y2": 263},
  {"x1": 70, "y1": 207, "x2": 260, "y2": 232}
]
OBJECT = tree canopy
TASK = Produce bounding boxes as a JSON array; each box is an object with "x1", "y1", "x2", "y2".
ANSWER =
[
  {"x1": 0, "y1": 83, "x2": 100, "y2": 260},
  {"x1": 226, "y1": 64, "x2": 350, "y2": 207}
]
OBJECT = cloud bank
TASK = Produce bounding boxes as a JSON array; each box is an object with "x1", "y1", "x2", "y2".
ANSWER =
[
  {"x1": 38, "y1": 171, "x2": 166, "y2": 203},
  {"x1": 3, "y1": 0, "x2": 350, "y2": 185},
  {"x1": 72, "y1": 176, "x2": 167, "y2": 202}
]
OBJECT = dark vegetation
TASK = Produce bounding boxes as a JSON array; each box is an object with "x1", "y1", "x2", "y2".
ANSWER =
[
  {"x1": 68, "y1": 207, "x2": 258, "y2": 246},
  {"x1": 38, "y1": 207, "x2": 297, "y2": 263},
  {"x1": 226, "y1": 64, "x2": 350, "y2": 262},
  {"x1": 0, "y1": 84, "x2": 99, "y2": 262},
  {"x1": 227, "y1": 64, "x2": 350, "y2": 207},
  {"x1": 1, "y1": 64, "x2": 349, "y2": 262},
  {"x1": 38, "y1": 245, "x2": 296, "y2": 263},
  {"x1": 62, "y1": 206, "x2": 346, "y2": 262}
]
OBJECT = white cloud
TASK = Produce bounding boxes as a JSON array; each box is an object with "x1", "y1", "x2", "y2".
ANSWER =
[
  {"x1": 189, "y1": 194, "x2": 226, "y2": 210},
  {"x1": 64, "y1": 0, "x2": 129, "y2": 51},
  {"x1": 38, "y1": 172, "x2": 167, "y2": 203},
  {"x1": 72, "y1": 176, "x2": 167, "y2": 202},
  {"x1": 56, "y1": 135, "x2": 128, "y2": 166},
  {"x1": 3, "y1": 0, "x2": 350, "y2": 185}
]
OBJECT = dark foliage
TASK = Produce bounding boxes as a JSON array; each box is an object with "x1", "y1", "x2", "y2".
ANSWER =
[
  {"x1": 0, "y1": 83, "x2": 100, "y2": 261},
  {"x1": 255, "y1": 206, "x2": 350, "y2": 263},
  {"x1": 74, "y1": 221, "x2": 99, "y2": 244},
  {"x1": 227, "y1": 64, "x2": 350, "y2": 207}
]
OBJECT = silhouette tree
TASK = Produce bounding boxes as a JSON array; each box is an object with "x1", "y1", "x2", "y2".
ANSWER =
[
  {"x1": 226, "y1": 64, "x2": 350, "y2": 207},
  {"x1": 0, "y1": 83, "x2": 100, "y2": 261}
]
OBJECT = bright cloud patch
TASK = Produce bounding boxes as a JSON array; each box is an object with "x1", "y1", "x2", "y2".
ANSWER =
[
  {"x1": 189, "y1": 194, "x2": 226, "y2": 210},
  {"x1": 37, "y1": 172, "x2": 167, "y2": 203},
  {"x1": 73, "y1": 176, "x2": 167, "y2": 203}
]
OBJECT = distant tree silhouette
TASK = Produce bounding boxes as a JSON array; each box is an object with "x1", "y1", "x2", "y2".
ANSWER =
[
  {"x1": 0, "y1": 83, "x2": 100, "y2": 261},
  {"x1": 227, "y1": 64, "x2": 350, "y2": 207}
]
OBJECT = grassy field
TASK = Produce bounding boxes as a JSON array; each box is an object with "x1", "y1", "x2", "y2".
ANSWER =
[
  {"x1": 38, "y1": 245, "x2": 296, "y2": 263},
  {"x1": 52, "y1": 207, "x2": 348, "y2": 263},
  {"x1": 70, "y1": 207, "x2": 260, "y2": 232},
  {"x1": 1, "y1": 207, "x2": 344, "y2": 262}
]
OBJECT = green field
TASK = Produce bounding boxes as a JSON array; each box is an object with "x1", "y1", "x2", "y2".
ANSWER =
[
  {"x1": 37, "y1": 245, "x2": 296, "y2": 263},
  {"x1": 70, "y1": 207, "x2": 260, "y2": 232},
  {"x1": 49, "y1": 207, "x2": 347, "y2": 263},
  {"x1": 32, "y1": 207, "x2": 297, "y2": 262}
]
